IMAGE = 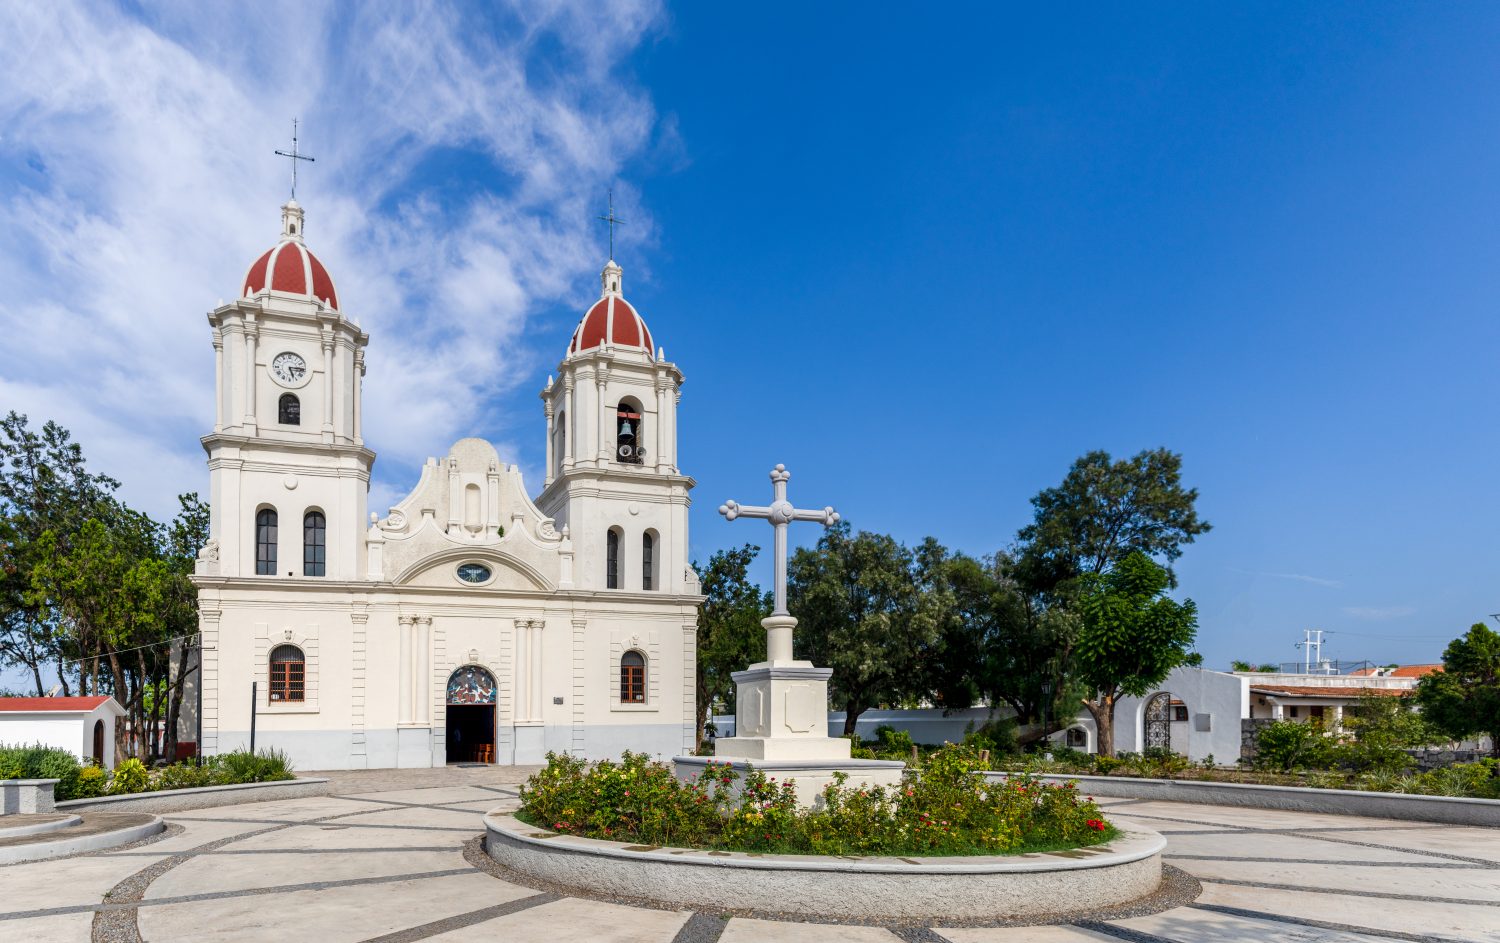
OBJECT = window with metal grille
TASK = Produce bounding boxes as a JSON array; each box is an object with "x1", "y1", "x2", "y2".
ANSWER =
[
  {"x1": 269, "y1": 644, "x2": 305, "y2": 702},
  {"x1": 620, "y1": 650, "x2": 645, "y2": 703},
  {"x1": 1172, "y1": 705, "x2": 1189, "y2": 722},
  {"x1": 255, "y1": 508, "x2": 278, "y2": 575},
  {"x1": 641, "y1": 532, "x2": 654, "y2": 590},
  {"x1": 303, "y1": 510, "x2": 326, "y2": 577},
  {"x1": 606, "y1": 528, "x2": 620, "y2": 589},
  {"x1": 278, "y1": 393, "x2": 300, "y2": 425}
]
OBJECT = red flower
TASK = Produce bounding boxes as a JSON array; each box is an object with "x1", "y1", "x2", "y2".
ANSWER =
[{"x1": 1085, "y1": 818, "x2": 1106, "y2": 831}]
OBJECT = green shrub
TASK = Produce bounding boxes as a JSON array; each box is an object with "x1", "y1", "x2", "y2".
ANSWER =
[
  {"x1": 155, "y1": 761, "x2": 216, "y2": 791},
  {"x1": 70, "y1": 764, "x2": 107, "y2": 799},
  {"x1": 1254, "y1": 721, "x2": 1337, "y2": 772},
  {"x1": 109, "y1": 758, "x2": 150, "y2": 794},
  {"x1": 0, "y1": 743, "x2": 85, "y2": 796},
  {"x1": 1091, "y1": 755, "x2": 1126, "y2": 775},
  {"x1": 961, "y1": 719, "x2": 1018, "y2": 758},
  {"x1": 845, "y1": 734, "x2": 877, "y2": 760},
  {"x1": 873, "y1": 725, "x2": 915, "y2": 759},
  {"x1": 209, "y1": 748, "x2": 295, "y2": 784},
  {"x1": 518, "y1": 746, "x2": 1115, "y2": 857}
]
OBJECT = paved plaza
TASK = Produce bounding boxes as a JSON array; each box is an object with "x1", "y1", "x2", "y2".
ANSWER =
[{"x1": 0, "y1": 767, "x2": 1495, "y2": 942}]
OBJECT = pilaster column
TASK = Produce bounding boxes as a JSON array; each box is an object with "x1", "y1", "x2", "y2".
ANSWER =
[
  {"x1": 243, "y1": 320, "x2": 259, "y2": 432},
  {"x1": 398, "y1": 615, "x2": 414, "y2": 724},
  {"x1": 529, "y1": 619, "x2": 545, "y2": 721},
  {"x1": 513, "y1": 618, "x2": 530, "y2": 722},
  {"x1": 414, "y1": 616, "x2": 431, "y2": 724},
  {"x1": 213, "y1": 335, "x2": 225, "y2": 432},
  {"x1": 320, "y1": 335, "x2": 334, "y2": 443},
  {"x1": 562, "y1": 376, "x2": 575, "y2": 468},
  {"x1": 596, "y1": 368, "x2": 611, "y2": 462},
  {"x1": 654, "y1": 378, "x2": 667, "y2": 474},
  {"x1": 543, "y1": 398, "x2": 555, "y2": 487},
  {"x1": 446, "y1": 458, "x2": 461, "y2": 535},
  {"x1": 353, "y1": 351, "x2": 365, "y2": 445}
]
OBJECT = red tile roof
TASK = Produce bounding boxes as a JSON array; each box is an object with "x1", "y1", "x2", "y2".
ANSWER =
[
  {"x1": 0, "y1": 696, "x2": 114, "y2": 712},
  {"x1": 1249, "y1": 685, "x2": 1409, "y2": 698}
]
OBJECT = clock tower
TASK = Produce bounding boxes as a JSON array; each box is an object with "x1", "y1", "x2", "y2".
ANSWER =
[{"x1": 199, "y1": 199, "x2": 373, "y2": 581}]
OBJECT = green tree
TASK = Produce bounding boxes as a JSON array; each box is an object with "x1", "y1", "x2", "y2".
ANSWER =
[
  {"x1": 1340, "y1": 694, "x2": 1437, "y2": 772},
  {"x1": 1416, "y1": 623, "x2": 1500, "y2": 758},
  {"x1": 928, "y1": 551, "x2": 1082, "y2": 744},
  {"x1": 1015, "y1": 448, "x2": 1210, "y2": 594},
  {"x1": 789, "y1": 523, "x2": 945, "y2": 735},
  {"x1": 0, "y1": 412, "x2": 119, "y2": 695},
  {"x1": 693, "y1": 545, "x2": 770, "y2": 751},
  {"x1": 1073, "y1": 552, "x2": 1199, "y2": 756}
]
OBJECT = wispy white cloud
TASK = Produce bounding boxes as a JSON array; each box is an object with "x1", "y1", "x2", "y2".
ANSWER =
[
  {"x1": 0, "y1": 1, "x2": 664, "y2": 519},
  {"x1": 1229, "y1": 568, "x2": 1343, "y2": 588},
  {"x1": 1342, "y1": 606, "x2": 1417, "y2": 621}
]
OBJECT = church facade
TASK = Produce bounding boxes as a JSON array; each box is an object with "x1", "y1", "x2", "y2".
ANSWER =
[{"x1": 188, "y1": 199, "x2": 701, "y2": 770}]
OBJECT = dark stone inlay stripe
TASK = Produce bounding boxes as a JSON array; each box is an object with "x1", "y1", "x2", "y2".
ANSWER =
[
  {"x1": 1204, "y1": 877, "x2": 1500, "y2": 908},
  {"x1": 1167, "y1": 854, "x2": 1486, "y2": 869},
  {"x1": 670, "y1": 911, "x2": 729, "y2": 943},
  {"x1": 355, "y1": 892, "x2": 558, "y2": 943},
  {"x1": 1190, "y1": 902, "x2": 1449, "y2": 942},
  {"x1": 1290, "y1": 830, "x2": 1500, "y2": 868},
  {"x1": 1072, "y1": 920, "x2": 1177, "y2": 942},
  {"x1": 20, "y1": 867, "x2": 480, "y2": 923},
  {"x1": 97, "y1": 846, "x2": 457, "y2": 857},
  {"x1": 891, "y1": 927, "x2": 952, "y2": 942}
]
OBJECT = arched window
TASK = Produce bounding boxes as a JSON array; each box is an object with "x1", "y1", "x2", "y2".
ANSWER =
[
  {"x1": 620, "y1": 650, "x2": 646, "y2": 703},
  {"x1": 278, "y1": 393, "x2": 301, "y2": 425},
  {"x1": 269, "y1": 644, "x2": 305, "y2": 702},
  {"x1": 606, "y1": 528, "x2": 620, "y2": 589},
  {"x1": 255, "y1": 508, "x2": 278, "y2": 575},
  {"x1": 303, "y1": 511, "x2": 326, "y2": 577},
  {"x1": 641, "y1": 531, "x2": 655, "y2": 591},
  {"x1": 616, "y1": 401, "x2": 644, "y2": 465}
]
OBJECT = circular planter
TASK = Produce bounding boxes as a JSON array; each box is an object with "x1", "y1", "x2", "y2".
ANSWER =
[{"x1": 484, "y1": 812, "x2": 1164, "y2": 920}]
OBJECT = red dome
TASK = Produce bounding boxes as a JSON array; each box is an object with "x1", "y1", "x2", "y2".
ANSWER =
[
  {"x1": 569, "y1": 293, "x2": 654, "y2": 357},
  {"x1": 243, "y1": 239, "x2": 339, "y2": 310}
]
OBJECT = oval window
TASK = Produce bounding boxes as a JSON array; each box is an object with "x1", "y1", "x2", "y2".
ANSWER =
[{"x1": 456, "y1": 563, "x2": 492, "y2": 584}]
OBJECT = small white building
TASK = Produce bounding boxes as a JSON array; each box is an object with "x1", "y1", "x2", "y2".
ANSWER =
[
  {"x1": 185, "y1": 198, "x2": 702, "y2": 771},
  {"x1": 0, "y1": 696, "x2": 126, "y2": 769},
  {"x1": 1050, "y1": 667, "x2": 1250, "y2": 763}
]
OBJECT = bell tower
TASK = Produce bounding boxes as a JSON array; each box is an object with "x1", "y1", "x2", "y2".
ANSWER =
[
  {"x1": 199, "y1": 199, "x2": 373, "y2": 581},
  {"x1": 537, "y1": 258, "x2": 692, "y2": 594}
]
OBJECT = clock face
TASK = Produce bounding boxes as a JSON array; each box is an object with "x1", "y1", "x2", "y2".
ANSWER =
[{"x1": 271, "y1": 352, "x2": 307, "y2": 385}]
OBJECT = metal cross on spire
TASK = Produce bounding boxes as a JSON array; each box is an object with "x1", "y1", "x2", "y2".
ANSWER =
[
  {"x1": 719, "y1": 464, "x2": 839, "y2": 618},
  {"x1": 274, "y1": 118, "x2": 316, "y2": 200},
  {"x1": 597, "y1": 188, "x2": 625, "y2": 260}
]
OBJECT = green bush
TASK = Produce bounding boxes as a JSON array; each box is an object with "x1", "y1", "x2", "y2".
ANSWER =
[
  {"x1": 108, "y1": 758, "x2": 150, "y2": 794},
  {"x1": 845, "y1": 734, "x2": 877, "y2": 760},
  {"x1": 210, "y1": 747, "x2": 295, "y2": 784},
  {"x1": 155, "y1": 761, "x2": 217, "y2": 791},
  {"x1": 1254, "y1": 721, "x2": 1337, "y2": 772},
  {"x1": 0, "y1": 743, "x2": 86, "y2": 797},
  {"x1": 71, "y1": 764, "x2": 107, "y2": 799},
  {"x1": 873, "y1": 725, "x2": 915, "y2": 759},
  {"x1": 961, "y1": 719, "x2": 1018, "y2": 759},
  {"x1": 518, "y1": 746, "x2": 1115, "y2": 857}
]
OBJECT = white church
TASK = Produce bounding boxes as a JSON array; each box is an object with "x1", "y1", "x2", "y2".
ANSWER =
[{"x1": 186, "y1": 197, "x2": 701, "y2": 770}]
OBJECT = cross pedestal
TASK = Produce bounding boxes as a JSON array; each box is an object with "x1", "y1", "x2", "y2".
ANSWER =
[{"x1": 674, "y1": 465, "x2": 903, "y2": 805}]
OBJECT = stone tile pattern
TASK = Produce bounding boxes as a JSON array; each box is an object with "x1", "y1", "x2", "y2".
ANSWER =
[{"x1": 0, "y1": 765, "x2": 1493, "y2": 943}]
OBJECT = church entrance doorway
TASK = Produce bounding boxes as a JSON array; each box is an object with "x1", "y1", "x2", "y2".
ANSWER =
[{"x1": 445, "y1": 665, "x2": 497, "y2": 764}]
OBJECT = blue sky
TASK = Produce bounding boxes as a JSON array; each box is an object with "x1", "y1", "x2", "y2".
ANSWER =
[{"x1": 3, "y1": 2, "x2": 1498, "y2": 677}]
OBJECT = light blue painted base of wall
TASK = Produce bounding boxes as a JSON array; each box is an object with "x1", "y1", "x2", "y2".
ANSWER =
[
  {"x1": 397, "y1": 727, "x2": 432, "y2": 768},
  {"x1": 212, "y1": 722, "x2": 689, "y2": 771}
]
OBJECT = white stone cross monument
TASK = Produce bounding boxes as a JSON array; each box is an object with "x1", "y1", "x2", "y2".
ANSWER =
[{"x1": 686, "y1": 465, "x2": 904, "y2": 801}]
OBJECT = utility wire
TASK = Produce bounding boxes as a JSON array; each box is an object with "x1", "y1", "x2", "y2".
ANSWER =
[{"x1": 58, "y1": 631, "x2": 203, "y2": 666}]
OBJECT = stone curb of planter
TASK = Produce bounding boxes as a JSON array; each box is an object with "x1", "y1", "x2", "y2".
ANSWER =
[
  {"x1": 55, "y1": 776, "x2": 330, "y2": 814},
  {"x1": 0, "y1": 815, "x2": 164, "y2": 865},
  {"x1": 1, "y1": 777, "x2": 60, "y2": 814},
  {"x1": 484, "y1": 812, "x2": 1164, "y2": 920},
  {"x1": 984, "y1": 772, "x2": 1500, "y2": 827},
  {"x1": 0, "y1": 814, "x2": 81, "y2": 839}
]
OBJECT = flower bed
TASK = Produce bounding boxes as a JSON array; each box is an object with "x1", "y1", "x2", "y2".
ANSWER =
[
  {"x1": 0, "y1": 743, "x2": 295, "y2": 800},
  {"x1": 519, "y1": 745, "x2": 1115, "y2": 857}
]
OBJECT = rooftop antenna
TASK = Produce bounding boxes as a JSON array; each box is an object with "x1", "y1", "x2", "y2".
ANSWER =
[
  {"x1": 274, "y1": 118, "x2": 316, "y2": 200},
  {"x1": 1295, "y1": 628, "x2": 1330, "y2": 674},
  {"x1": 597, "y1": 188, "x2": 625, "y2": 260}
]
